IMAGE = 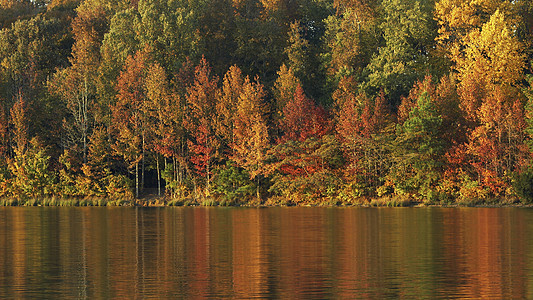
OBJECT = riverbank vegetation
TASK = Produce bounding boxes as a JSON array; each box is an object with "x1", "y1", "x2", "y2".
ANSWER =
[{"x1": 0, "y1": 0, "x2": 532, "y2": 206}]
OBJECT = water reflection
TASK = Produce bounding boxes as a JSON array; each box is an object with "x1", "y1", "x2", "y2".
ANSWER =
[{"x1": 0, "y1": 207, "x2": 532, "y2": 298}]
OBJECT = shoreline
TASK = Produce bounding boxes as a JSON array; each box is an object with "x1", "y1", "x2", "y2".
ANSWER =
[{"x1": 1, "y1": 196, "x2": 532, "y2": 208}]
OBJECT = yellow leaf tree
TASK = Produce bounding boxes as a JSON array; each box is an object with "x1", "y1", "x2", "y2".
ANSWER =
[
  {"x1": 435, "y1": 0, "x2": 517, "y2": 64},
  {"x1": 272, "y1": 64, "x2": 301, "y2": 132},
  {"x1": 457, "y1": 10, "x2": 525, "y2": 88},
  {"x1": 232, "y1": 76, "x2": 269, "y2": 199},
  {"x1": 217, "y1": 65, "x2": 245, "y2": 156}
]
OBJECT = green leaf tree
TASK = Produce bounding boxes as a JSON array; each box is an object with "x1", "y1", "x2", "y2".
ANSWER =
[
  {"x1": 362, "y1": 0, "x2": 436, "y2": 104},
  {"x1": 391, "y1": 91, "x2": 444, "y2": 199}
]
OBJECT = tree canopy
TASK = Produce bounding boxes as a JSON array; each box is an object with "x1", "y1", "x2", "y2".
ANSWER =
[{"x1": 0, "y1": 0, "x2": 532, "y2": 205}]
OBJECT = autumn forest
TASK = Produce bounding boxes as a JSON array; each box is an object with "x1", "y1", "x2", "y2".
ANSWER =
[{"x1": 0, "y1": 0, "x2": 532, "y2": 206}]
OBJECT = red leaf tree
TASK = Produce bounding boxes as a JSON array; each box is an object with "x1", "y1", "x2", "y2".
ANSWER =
[
  {"x1": 335, "y1": 76, "x2": 392, "y2": 194},
  {"x1": 281, "y1": 84, "x2": 329, "y2": 142}
]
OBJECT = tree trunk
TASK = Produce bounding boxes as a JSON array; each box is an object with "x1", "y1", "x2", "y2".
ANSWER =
[
  {"x1": 157, "y1": 155, "x2": 161, "y2": 196},
  {"x1": 173, "y1": 156, "x2": 177, "y2": 198},
  {"x1": 172, "y1": 156, "x2": 176, "y2": 184},
  {"x1": 206, "y1": 158, "x2": 210, "y2": 195},
  {"x1": 82, "y1": 77, "x2": 88, "y2": 164},
  {"x1": 179, "y1": 141, "x2": 185, "y2": 185},
  {"x1": 141, "y1": 133, "x2": 145, "y2": 194},
  {"x1": 256, "y1": 176, "x2": 260, "y2": 201},
  {"x1": 136, "y1": 162, "x2": 139, "y2": 198}
]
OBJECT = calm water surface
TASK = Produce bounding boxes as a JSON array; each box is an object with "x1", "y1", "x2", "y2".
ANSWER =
[{"x1": 0, "y1": 207, "x2": 532, "y2": 299}]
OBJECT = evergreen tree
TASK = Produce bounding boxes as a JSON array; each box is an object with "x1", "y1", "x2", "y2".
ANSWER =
[{"x1": 391, "y1": 91, "x2": 444, "y2": 199}]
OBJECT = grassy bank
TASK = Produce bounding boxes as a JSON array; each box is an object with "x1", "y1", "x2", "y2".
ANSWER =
[
  {"x1": 0, "y1": 197, "x2": 133, "y2": 207},
  {"x1": 0, "y1": 193, "x2": 526, "y2": 208}
]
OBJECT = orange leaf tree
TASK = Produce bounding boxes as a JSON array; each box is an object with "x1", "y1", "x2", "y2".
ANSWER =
[
  {"x1": 111, "y1": 49, "x2": 151, "y2": 197},
  {"x1": 184, "y1": 57, "x2": 220, "y2": 194}
]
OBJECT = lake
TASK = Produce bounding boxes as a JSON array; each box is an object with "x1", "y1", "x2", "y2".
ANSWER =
[{"x1": 0, "y1": 207, "x2": 532, "y2": 298}]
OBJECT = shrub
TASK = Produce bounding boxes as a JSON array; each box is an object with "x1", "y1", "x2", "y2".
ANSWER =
[
  {"x1": 512, "y1": 169, "x2": 533, "y2": 204},
  {"x1": 212, "y1": 162, "x2": 255, "y2": 204}
]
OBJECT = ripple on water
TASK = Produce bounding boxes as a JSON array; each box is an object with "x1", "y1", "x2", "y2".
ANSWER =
[{"x1": 0, "y1": 206, "x2": 531, "y2": 299}]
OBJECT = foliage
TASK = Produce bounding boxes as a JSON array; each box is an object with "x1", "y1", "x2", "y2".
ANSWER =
[
  {"x1": 184, "y1": 57, "x2": 219, "y2": 191},
  {"x1": 362, "y1": 0, "x2": 436, "y2": 104},
  {"x1": 513, "y1": 168, "x2": 533, "y2": 204},
  {"x1": 322, "y1": 0, "x2": 378, "y2": 79},
  {"x1": 212, "y1": 162, "x2": 255, "y2": 204},
  {"x1": 390, "y1": 91, "x2": 444, "y2": 200},
  {"x1": 267, "y1": 135, "x2": 343, "y2": 203},
  {"x1": 0, "y1": 0, "x2": 532, "y2": 206},
  {"x1": 7, "y1": 138, "x2": 55, "y2": 200},
  {"x1": 456, "y1": 10, "x2": 525, "y2": 87},
  {"x1": 232, "y1": 75, "x2": 269, "y2": 179},
  {"x1": 281, "y1": 84, "x2": 330, "y2": 141}
]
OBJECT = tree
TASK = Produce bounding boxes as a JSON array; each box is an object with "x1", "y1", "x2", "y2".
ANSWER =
[
  {"x1": 111, "y1": 49, "x2": 150, "y2": 198},
  {"x1": 136, "y1": 0, "x2": 202, "y2": 72},
  {"x1": 266, "y1": 84, "x2": 339, "y2": 202},
  {"x1": 51, "y1": 0, "x2": 109, "y2": 163},
  {"x1": 422, "y1": 75, "x2": 466, "y2": 201},
  {"x1": 272, "y1": 64, "x2": 301, "y2": 127},
  {"x1": 285, "y1": 20, "x2": 324, "y2": 99},
  {"x1": 217, "y1": 65, "x2": 245, "y2": 155},
  {"x1": 212, "y1": 161, "x2": 255, "y2": 204},
  {"x1": 456, "y1": 10, "x2": 526, "y2": 88},
  {"x1": 334, "y1": 77, "x2": 393, "y2": 196},
  {"x1": 8, "y1": 138, "x2": 55, "y2": 200},
  {"x1": 281, "y1": 84, "x2": 329, "y2": 142},
  {"x1": 0, "y1": 15, "x2": 72, "y2": 155},
  {"x1": 51, "y1": 68, "x2": 91, "y2": 162},
  {"x1": 285, "y1": 21, "x2": 309, "y2": 88},
  {"x1": 144, "y1": 61, "x2": 189, "y2": 197},
  {"x1": 322, "y1": 0, "x2": 378, "y2": 79},
  {"x1": 464, "y1": 86, "x2": 528, "y2": 196},
  {"x1": 0, "y1": 0, "x2": 41, "y2": 29},
  {"x1": 146, "y1": 58, "x2": 196, "y2": 199},
  {"x1": 267, "y1": 134, "x2": 343, "y2": 203},
  {"x1": 435, "y1": 0, "x2": 519, "y2": 67},
  {"x1": 97, "y1": 8, "x2": 140, "y2": 124},
  {"x1": 391, "y1": 91, "x2": 444, "y2": 199},
  {"x1": 517, "y1": 73, "x2": 533, "y2": 203},
  {"x1": 232, "y1": 75, "x2": 269, "y2": 199},
  {"x1": 0, "y1": 102, "x2": 8, "y2": 161},
  {"x1": 184, "y1": 57, "x2": 220, "y2": 194},
  {"x1": 57, "y1": 0, "x2": 110, "y2": 157},
  {"x1": 0, "y1": 15, "x2": 71, "y2": 102},
  {"x1": 196, "y1": 0, "x2": 237, "y2": 76},
  {"x1": 84, "y1": 126, "x2": 111, "y2": 193},
  {"x1": 362, "y1": 0, "x2": 436, "y2": 104},
  {"x1": 517, "y1": 0, "x2": 533, "y2": 62},
  {"x1": 144, "y1": 61, "x2": 170, "y2": 196},
  {"x1": 525, "y1": 74, "x2": 533, "y2": 153},
  {"x1": 10, "y1": 92, "x2": 28, "y2": 158},
  {"x1": 433, "y1": 74, "x2": 464, "y2": 147},
  {"x1": 233, "y1": 0, "x2": 287, "y2": 86}
]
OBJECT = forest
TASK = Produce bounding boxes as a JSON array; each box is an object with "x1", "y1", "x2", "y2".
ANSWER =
[{"x1": 0, "y1": 0, "x2": 532, "y2": 206}]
